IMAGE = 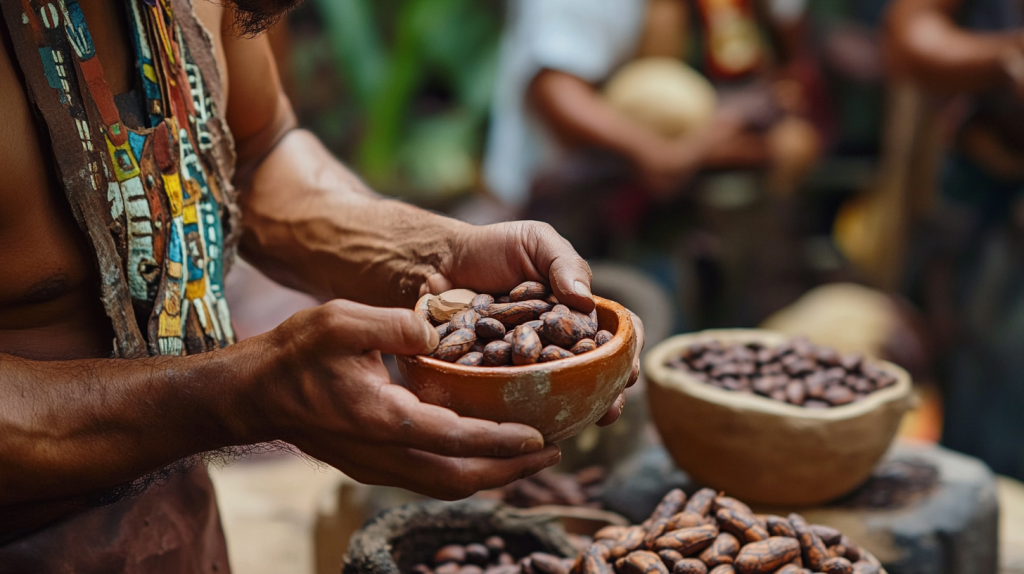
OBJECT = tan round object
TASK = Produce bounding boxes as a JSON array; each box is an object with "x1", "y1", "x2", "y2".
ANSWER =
[
  {"x1": 604, "y1": 57, "x2": 718, "y2": 138},
  {"x1": 644, "y1": 329, "x2": 914, "y2": 506}
]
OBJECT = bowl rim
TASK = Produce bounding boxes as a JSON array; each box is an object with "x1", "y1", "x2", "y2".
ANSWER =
[
  {"x1": 399, "y1": 295, "x2": 634, "y2": 379},
  {"x1": 643, "y1": 328, "x2": 914, "y2": 421}
]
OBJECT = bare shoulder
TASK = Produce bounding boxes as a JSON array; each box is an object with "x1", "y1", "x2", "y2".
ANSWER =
[{"x1": 191, "y1": 0, "x2": 229, "y2": 104}]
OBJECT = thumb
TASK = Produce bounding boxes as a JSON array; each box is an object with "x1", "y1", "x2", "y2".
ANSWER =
[
  {"x1": 320, "y1": 299, "x2": 440, "y2": 355},
  {"x1": 522, "y1": 222, "x2": 595, "y2": 313}
]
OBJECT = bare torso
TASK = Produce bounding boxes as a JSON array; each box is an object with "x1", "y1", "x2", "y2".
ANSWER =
[{"x1": 0, "y1": 0, "x2": 226, "y2": 361}]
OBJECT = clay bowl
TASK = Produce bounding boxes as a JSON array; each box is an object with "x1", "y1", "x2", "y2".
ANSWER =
[
  {"x1": 397, "y1": 296, "x2": 636, "y2": 442},
  {"x1": 644, "y1": 329, "x2": 914, "y2": 506}
]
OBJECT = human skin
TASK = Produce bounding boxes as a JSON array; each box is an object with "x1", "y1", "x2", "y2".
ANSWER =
[
  {"x1": 885, "y1": 0, "x2": 1024, "y2": 96},
  {"x1": 0, "y1": 0, "x2": 641, "y2": 539}
]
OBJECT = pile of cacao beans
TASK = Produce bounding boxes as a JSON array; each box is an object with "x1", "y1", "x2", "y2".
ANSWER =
[
  {"x1": 410, "y1": 536, "x2": 573, "y2": 574},
  {"x1": 665, "y1": 337, "x2": 898, "y2": 408},
  {"x1": 578, "y1": 487, "x2": 886, "y2": 574},
  {"x1": 479, "y1": 466, "x2": 606, "y2": 509},
  {"x1": 417, "y1": 282, "x2": 614, "y2": 367},
  {"x1": 411, "y1": 487, "x2": 885, "y2": 574}
]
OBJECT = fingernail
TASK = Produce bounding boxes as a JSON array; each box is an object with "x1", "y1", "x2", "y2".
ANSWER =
[
  {"x1": 543, "y1": 449, "x2": 562, "y2": 468},
  {"x1": 423, "y1": 321, "x2": 439, "y2": 352},
  {"x1": 520, "y1": 438, "x2": 543, "y2": 454},
  {"x1": 574, "y1": 280, "x2": 593, "y2": 301}
]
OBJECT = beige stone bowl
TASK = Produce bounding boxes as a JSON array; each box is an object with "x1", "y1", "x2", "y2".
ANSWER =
[
  {"x1": 397, "y1": 297, "x2": 637, "y2": 443},
  {"x1": 644, "y1": 329, "x2": 914, "y2": 506}
]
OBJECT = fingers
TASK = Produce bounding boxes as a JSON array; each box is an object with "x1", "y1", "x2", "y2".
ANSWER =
[
  {"x1": 316, "y1": 299, "x2": 439, "y2": 355},
  {"x1": 334, "y1": 442, "x2": 562, "y2": 500},
  {"x1": 628, "y1": 311, "x2": 645, "y2": 389},
  {"x1": 596, "y1": 393, "x2": 626, "y2": 427},
  {"x1": 519, "y1": 222, "x2": 595, "y2": 312},
  {"x1": 371, "y1": 384, "x2": 548, "y2": 458}
]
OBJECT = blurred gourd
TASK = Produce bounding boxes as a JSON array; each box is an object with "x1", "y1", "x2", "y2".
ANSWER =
[{"x1": 603, "y1": 57, "x2": 718, "y2": 139}]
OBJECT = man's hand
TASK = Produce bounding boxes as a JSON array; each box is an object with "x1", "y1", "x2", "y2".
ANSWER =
[
  {"x1": 414, "y1": 220, "x2": 645, "y2": 425},
  {"x1": 248, "y1": 299, "x2": 562, "y2": 499}
]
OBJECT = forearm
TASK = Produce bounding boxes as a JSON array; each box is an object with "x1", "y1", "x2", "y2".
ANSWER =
[
  {"x1": 528, "y1": 69, "x2": 683, "y2": 167},
  {"x1": 238, "y1": 129, "x2": 465, "y2": 307},
  {"x1": 0, "y1": 345, "x2": 259, "y2": 508},
  {"x1": 885, "y1": 0, "x2": 1021, "y2": 92}
]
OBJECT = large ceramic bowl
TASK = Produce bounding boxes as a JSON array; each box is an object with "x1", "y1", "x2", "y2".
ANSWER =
[
  {"x1": 644, "y1": 329, "x2": 914, "y2": 506},
  {"x1": 397, "y1": 296, "x2": 636, "y2": 442}
]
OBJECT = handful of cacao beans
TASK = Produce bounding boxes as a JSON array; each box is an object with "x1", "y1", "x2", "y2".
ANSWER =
[
  {"x1": 478, "y1": 466, "x2": 607, "y2": 509},
  {"x1": 575, "y1": 487, "x2": 887, "y2": 574},
  {"x1": 411, "y1": 535, "x2": 574, "y2": 574},
  {"x1": 665, "y1": 337, "x2": 899, "y2": 408},
  {"x1": 417, "y1": 282, "x2": 614, "y2": 367}
]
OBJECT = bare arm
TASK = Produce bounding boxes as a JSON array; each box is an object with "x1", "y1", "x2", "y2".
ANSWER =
[{"x1": 885, "y1": 0, "x2": 1024, "y2": 93}]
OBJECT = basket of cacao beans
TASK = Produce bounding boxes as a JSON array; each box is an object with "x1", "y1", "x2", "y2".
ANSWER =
[
  {"x1": 397, "y1": 283, "x2": 637, "y2": 442},
  {"x1": 643, "y1": 330, "x2": 913, "y2": 506}
]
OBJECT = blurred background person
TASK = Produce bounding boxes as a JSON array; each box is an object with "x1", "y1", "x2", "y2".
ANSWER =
[{"x1": 886, "y1": 0, "x2": 1024, "y2": 479}]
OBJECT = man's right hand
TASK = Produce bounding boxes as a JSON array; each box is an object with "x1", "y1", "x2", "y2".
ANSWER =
[{"x1": 243, "y1": 300, "x2": 562, "y2": 500}]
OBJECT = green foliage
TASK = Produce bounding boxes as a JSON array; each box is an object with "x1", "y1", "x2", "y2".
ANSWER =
[{"x1": 307, "y1": 0, "x2": 502, "y2": 198}]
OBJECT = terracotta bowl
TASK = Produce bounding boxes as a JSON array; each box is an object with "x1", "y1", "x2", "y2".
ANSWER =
[
  {"x1": 644, "y1": 329, "x2": 914, "y2": 506},
  {"x1": 397, "y1": 296, "x2": 636, "y2": 442}
]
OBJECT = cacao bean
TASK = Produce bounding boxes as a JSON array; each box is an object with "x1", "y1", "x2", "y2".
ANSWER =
[
  {"x1": 765, "y1": 516, "x2": 796, "y2": 539},
  {"x1": 657, "y1": 549, "x2": 684, "y2": 568},
  {"x1": 707, "y1": 566, "x2": 734, "y2": 574},
  {"x1": 523, "y1": 319, "x2": 544, "y2": 332},
  {"x1": 450, "y1": 308, "x2": 480, "y2": 331},
  {"x1": 809, "y1": 526, "x2": 842, "y2": 547},
  {"x1": 485, "y1": 536, "x2": 505, "y2": 556},
  {"x1": 594, "y1": 526, "x2": 628, "y2": 541},
  {"x1": 496, "y1": 295, "x2": 511, "y2": 303},
  {"x1": 644, "y1": 517, "x2": 672, "y2": 549},
  {"x1": 539, "y1": 345, "x2": 575, "y2": 363},
  {"x1": 459, "y1": 565, "x2": 483, "y2": 574},
  {"x1": 531, "y1": 553, "x2": 569, "y2": 574},
  {"x1": 699, "y1": 532, "x2": 740, "y2": 567},
  {"x1": 713, "y1": 496, "x2": 754, "y2": 517},
  {"x1": 504, "y1": 331, "x2": 516, "y2": 344},
  {"x1": 433, "y1": 329, "x2": 477, "y2": 362},
  {"x1": 476, "y1": 318, "x2": 506, "y2": 339},
  {"x1": 788, "y1": 514, "x2": 829, "y2": 571},
  {"x1": 684, "y1": 488, "x2": 717, "y2": 517},
  {"x1": 667, "y1": 511, "x2": 709, "y2": 531},
  {"x1": 571, "y1": 310, "x2": 598, "y2": 338},
  {"x1": 773, "y1": 566, "x2": 802, "y2": 574},
  {"x1": 672, "y1": 559, "x2": 708, "y2": 574},
  {"x1": 437, "y1": 322, "x2": 450, "y2": 338},
  {"x1": 483, "y1": 300, "x2": 552, "y2": 326},
  {"x1": 611, "y1": 526, "x2": 647, "y2": 560},
  {"x1": 470, "y1": 294, "x2": 495, "y2": 310},
  {"x1": 512, "y1": 325, "x2": 543, "y2": 365},
  {"x1": 851, "y1": 563, "x2": 880, "y2": 574},
  {"x1": 733, "y1": 537, "x2": 801, "y2": 574},
  {"x1": 511, "y1": 281, "x2": 549, "y2": 302},
  {"x1": 546, "y1": 294, "x2": 561, "y2": 305},
  {"x1": 483, "y1": 340, "x2": 513, "y2": 366},
  {"x1": 435, "y1": 544, "x2": 466, "y2": 565},
  {"x1": 818, "y1": 557, "x2": 853, "y2": 574},
  {"x1": 838, "y1": 537, "x2": 861, "y2": 562},
  {"x1": 542, "y1": 313, "x2": 588, "y2": 348},
  {"x1": 652, "y1": 524, "x2": 718, "y2": 555},
  {"x1": 457, "y1": 352, "x2": 484, "y2": 366},
  {"x1": 651, "y1": 489, "x2": 689, "y2": 521},
  {"x1": 571, "y1": 338, "x2": 598, "y2": 354},
  {"x1": 436, "y1": 564, "x2": 460, "y2": 574},
  {"x1": 716, "y1": 509, "x2": 769, "y2": 543},
  {"x1": 595, "y1": 330, "x2": 614, "y2": 347},
  {"x1": 616, "y1": 551, "x2": 669, "y2": 574}
]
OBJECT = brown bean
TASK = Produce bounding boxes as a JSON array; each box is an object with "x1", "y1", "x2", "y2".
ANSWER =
[
  {"x1": 733, "y1": 537, "x2": 801, "y2": 574},
  {"x1": 511, "y1": 281, "x2": 550, "y2": 302},
  {"x1": 571, "y1": 338, "x2": 598, "y2": 355},
  {"x1": 456, "y1": 352, "x2": 484, "y2": 366},
  {"x1": 436, "y1": 564, "x2": 459, "y2": 574},
  {"x1": 573, "y1": 545, "x2": 613, "y2": 574},
  {"x1": 435, "y1": 544, "x2": 466, "y2": 565},
  {"x1": 809, "y1": 526, "x2": 842, "y2": 547},
  {"x1": 437, "y1": 322, "x2": 450, "y2": 338},
  {"x1": 482, "y1": 340, "x2": 513, "y2": 366},
  {"x1": 667, "y1": 511, "x2": 709, "y2": 531},
  {"x1": 699, "y1": 532, "x2": 740, "y2": 567},
  {"x1": 432, "y1": 329, "x2": 477, "y2": 362},
  {"x1": 644, "y1": 518, "x2": 672, "y2": 549},
  {"x1": 712, "y1": 496, "x2": 753, "y2": 516},
  {"x1": 539, "y1": 345, "x2": 575, "y2": 363},
  {"x1": 657, "y1": 549, "x2": 684, "y2": 568},
  {"x1": 594, "y1": 526, "x2": 629, "y2": 541},
  {"x1": 672, "y1": 559, "x2": 708, "y2": 574},
  {"x1": 838, "y1": 537, "x2": 861, "y2": 562},
  {"x1": 483, "y1": 300, "x2": 553, "y2": 326},
  {"x1": 765, "y1": 516, "x2": 796, "y2": 539},
  {"x1": 531, "y1": 553, "x2": 569, "y2": 574},
  {"x1": 450, "y1": 308, "x2": 480, "y2": 332},
  {"x1": 707, "y1": 566, "x2": 734, "y2": 574},
  {"x1": 850, "y1": 563, "x2": 880, "y2": 574},
  {"x1": 788, "y1": 514, "x2": 829, "y2": 571},
  {"x1": 785, "y1": 380, "x2": 807, "y2": 405},
  {"x1": 684, "y1": 488, "x2": 717, "y2": 517},
  {"x1": 484, "y1": 536, "x2": 505, "y2": 555},
  {"x1": 486, "y1": 567, "x2": 519, "y2": 574},
  {"x1": 458, "y1": 565, "x2": 483, "y2": 574},
  {"x1": 651, "y1": 489, "x2": 689, "y2": 521},
  {"x1": 615, "y1": 551, "x2": 669, "y2": 574},
  {"x1": 652, "y1": 524, "x2": 718, "y2": 556},
  {"x1": 818, "y1": 557, "x2": 853, "y2": 574},
  {"x1": 595, "y1": 330, "x2": 614, "y2": 347},
  {"x1": 773, "y1": 566, "x2": 803, "y2": 574},
  {"x1": 541, "y1": 313, "x2": 588, "y2": 348},
  {"x1": 476, "y1": 317, "x2": 506, "y2": 339},
  {"x1": 716, "y1": 509, "x2": 769, "y2": 544},
  {"x1": 512, "y1": 325, "x2": 543, "y2": 365},
  {"x1": 469, "y1": 294, "x2": 494, "y2": 310},
  {"x1": 571, "y1": 310, "x2": 599, "y2": 338},
  {"x1": 611, "y1": 526, "x2": 648, "y2": 560},
  {"x1": 546, "y1": 294, "x2": 561, "y2": 305}
]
